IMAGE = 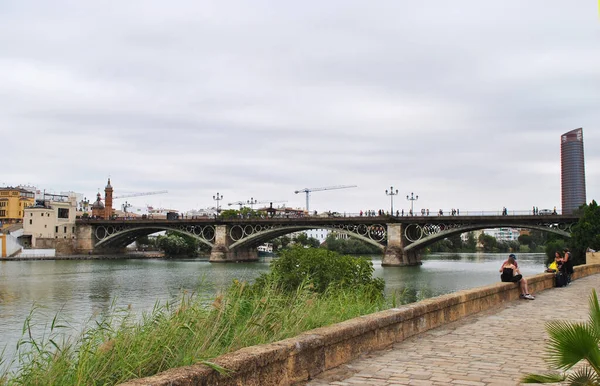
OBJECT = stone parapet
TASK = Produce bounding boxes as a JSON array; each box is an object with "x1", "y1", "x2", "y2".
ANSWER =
[{"x1": 120, "y1": 264, "x2": 600, "y2": 386}]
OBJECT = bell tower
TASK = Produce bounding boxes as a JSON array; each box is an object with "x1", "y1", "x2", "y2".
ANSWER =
[{"x1": 104, "y1": 178, "x2": 113, "y2": 219}]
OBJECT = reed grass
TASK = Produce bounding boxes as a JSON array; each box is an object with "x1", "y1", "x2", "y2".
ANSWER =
[{"x1": 0, "y1": 279, "x2": 402, "y2": 386}]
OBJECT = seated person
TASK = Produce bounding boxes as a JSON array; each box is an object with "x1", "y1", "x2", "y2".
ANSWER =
[
  {"x1": 546, "y1": 251, "x2": 564, "y2": 273},
  {"x1": 500, "y1": 254, "x2": 534, "y2": 300}
]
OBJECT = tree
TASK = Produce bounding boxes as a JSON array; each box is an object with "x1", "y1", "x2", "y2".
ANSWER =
[
  {"x1": 465, "y1": 232, "x2": 477, "y2": 252},
  {"x1": 155, "y1": 231, "x2": 199, "y2": 257},
  {"x1": 521, "y1": 289, "x2": 600, "y2": 384},
  {"x1": 569, "y1": 200, "x2": 600, "y2": 266},
  {"x1": 478, "y1": 233, "x2": 497, "y2": 252},
  {"x1": 518, "y1": 234, "x2": 532, "y2": 248}
]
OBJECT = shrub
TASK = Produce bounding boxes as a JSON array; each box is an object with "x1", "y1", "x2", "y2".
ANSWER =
[{"x1": 254, "y1": 246, "x2": 385, "y2": 297}]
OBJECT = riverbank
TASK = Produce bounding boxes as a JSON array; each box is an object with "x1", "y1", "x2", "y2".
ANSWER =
[
  {"x1": 0, "y1": 252, "x2": 165, "y2": 261},
  {"x1": 122, "y1": 263, "x2": 600, "y2": 386}
]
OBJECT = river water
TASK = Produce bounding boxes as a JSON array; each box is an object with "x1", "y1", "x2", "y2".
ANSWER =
[{"x1": 0, "y1": 252, "x2": 546, "y2": 368}]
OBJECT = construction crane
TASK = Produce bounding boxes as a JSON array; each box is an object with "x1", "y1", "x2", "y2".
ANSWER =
[
  {"x1": 228, "y1": 200, "x2": 287, "y2": 209},
  {"x1": 113, "y1": 190, "x2": 168, "y2": 200},
  {"x1": 294, "y1": 185, "x2": 357, "y2": 213}
]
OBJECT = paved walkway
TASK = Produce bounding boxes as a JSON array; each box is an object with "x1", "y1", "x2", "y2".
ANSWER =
[{"x1": 307, "y1": 274, "x2": 599, "y2": 385}]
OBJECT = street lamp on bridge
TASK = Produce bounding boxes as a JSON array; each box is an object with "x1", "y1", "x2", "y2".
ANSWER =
[
  {"x1": 247, "y1": 197, "x2": 258, "y2": 209},
  {"x1": 213, "y1": 192, "x2": 224, "y2": 214},
  {"x1": 385, "y1": 186, "x2": 399, "y2": 215},
  {"x1": 406, "y1": 192, "x2": 418, "y2": 215}
]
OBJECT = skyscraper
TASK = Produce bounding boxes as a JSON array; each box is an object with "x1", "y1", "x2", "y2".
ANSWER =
[{"x1": 561, "y1": 128, "x2": 586, "y2": 214}]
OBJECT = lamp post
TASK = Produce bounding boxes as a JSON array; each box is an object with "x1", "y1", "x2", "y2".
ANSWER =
[
  {"x1": 247, "y1": 197, "x2": 258, "y2": 209},
  {"x1": 213, "y1": 192, "x2": 223, "y2": 214},
  {"x1": 406, "y1": 192, "x2": 418, "y2": 215},
  {"x1": 81, "y1": 197, "x2": 90, "y2": 213},
  {"x1": 385, "y1": 186, "x2": 398, "y2": 215}
]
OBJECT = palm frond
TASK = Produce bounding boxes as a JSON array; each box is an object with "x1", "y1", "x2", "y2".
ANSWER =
[
  {"x1": 521, "y1": 372, "x2": 565, "y2": 383},
  {"x1": 566, "y1": 366, "x2": 600, "y2": 386},
  {"x1": 546, "y1": 321, "x2": 600, "y2": 370},
  {"x1": 589, "y1": 289, "x2": 600, "y2": 340}
]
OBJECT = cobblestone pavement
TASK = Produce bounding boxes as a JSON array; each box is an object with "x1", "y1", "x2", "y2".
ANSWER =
[{"x1": 306, "y1": 274, "x2": 599, "y2": 385}]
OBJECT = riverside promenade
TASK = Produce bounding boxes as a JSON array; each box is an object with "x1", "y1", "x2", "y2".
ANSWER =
[{"x1": 307, "y1": 274, "x2": 598, "y2": 386}]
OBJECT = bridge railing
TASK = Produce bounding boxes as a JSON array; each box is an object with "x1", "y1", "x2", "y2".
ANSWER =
[{"x1": 76, "y1": 209, "x2": 564, "y2": 221}]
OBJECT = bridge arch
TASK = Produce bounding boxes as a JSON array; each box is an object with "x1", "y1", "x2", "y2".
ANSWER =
[
  {"x1": 94, "y1": 225, "x2": 215, "y2": 250},
  {"x1": 404, "y1": 223, "x2": 571, "y2": 253},
  {"x1": 228, "y1": 225, "x2": 385, "y2": 251}
]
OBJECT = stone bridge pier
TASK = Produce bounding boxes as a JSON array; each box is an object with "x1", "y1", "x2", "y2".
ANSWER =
[
  {"x1": 209, "y1": 225, "x2": 258, "y2": 263},
  {"x1": 382, "y1": 223, "x2": 422, "y2": 266}
]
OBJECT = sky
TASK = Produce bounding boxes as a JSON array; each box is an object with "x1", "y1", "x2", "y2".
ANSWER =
[{"x1": 1, "y1": 0, "x2": 599, "y2": 215}]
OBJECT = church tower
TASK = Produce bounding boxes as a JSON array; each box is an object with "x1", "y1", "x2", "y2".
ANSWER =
[{"x1": 104, "y1": 178, "x2": 113, "y2": 219}]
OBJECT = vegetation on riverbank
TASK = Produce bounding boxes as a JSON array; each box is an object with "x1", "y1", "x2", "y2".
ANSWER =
[{"x1": 0, "y1": 248, "x2": 392, "y2": 386}]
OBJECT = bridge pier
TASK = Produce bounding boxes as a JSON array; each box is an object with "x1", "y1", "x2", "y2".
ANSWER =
[
  {"x1": 382, "y1": 223, "x2": 422, "y2": 266},
  {"x1": 209, "y1": 225, "x2": 259, "y2": 263},
  {"x1": 75, "y1": 224, "x2": 94, "y2": 254}
]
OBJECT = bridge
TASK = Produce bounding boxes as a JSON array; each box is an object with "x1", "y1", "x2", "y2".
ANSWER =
[{"x1": 74, "y1": 213, "x2": 580, "y2": 266}]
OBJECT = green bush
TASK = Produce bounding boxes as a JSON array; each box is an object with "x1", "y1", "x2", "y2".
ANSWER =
[{"x1": 254, "y1": 246, "x2": 385, "y2": 297}]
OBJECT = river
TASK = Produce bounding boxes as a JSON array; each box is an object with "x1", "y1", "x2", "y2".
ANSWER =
[{"x1": 0, "y1": 252, "x2": 546, "y2": 369}]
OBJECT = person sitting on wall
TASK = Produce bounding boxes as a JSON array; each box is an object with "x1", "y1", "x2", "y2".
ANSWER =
[
  {"x1": 546, "y1": 251, "x2": 564, "y2": 273},
  {"x1": 500, "y1": 254, "x2": 534, "y2": 300}
]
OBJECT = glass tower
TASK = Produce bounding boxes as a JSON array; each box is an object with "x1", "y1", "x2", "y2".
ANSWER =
[{"x1": 561, "y1": 128, "x2": 586, "y2": 214}]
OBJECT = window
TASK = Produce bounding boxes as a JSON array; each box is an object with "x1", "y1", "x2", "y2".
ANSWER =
[
  {"x1": 55, "y1": 226, "x2": 58, "y2": 233},
  {"x1": 29, "y1": 219, "x2": 32, "y2": 225},
  {"x1": 30, "y1": 213, "x2": 33, "y2": 217},
  {"x1": 72, "y1": 227, "x2": 75, "y2": 233},
  {"x1": 64, "y1": 226, "x2": 67, "y2": 233},
  {"x1": 0, "y1": 202, "x2": 6, "y2": 207},
  {"x1": 58, "y1": 208, "x2": 69, "y2": 219},
  {"x1": 0, "y1": 210, "x2": 5, "y2": 217},
  {"x1": 41, "y1": 213, "x2": 43, "y2": 217},
  {"x1": 44, "y1": 225, "x2": 47, "y2": 228}
]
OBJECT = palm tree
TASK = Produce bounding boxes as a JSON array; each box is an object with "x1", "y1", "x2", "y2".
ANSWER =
[{"x1": 521, "y1": 289, "x2": 600, "y2": 384}]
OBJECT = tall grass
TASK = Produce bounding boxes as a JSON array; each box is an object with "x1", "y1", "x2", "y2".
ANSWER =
[{"x1": 0, "y1": 279, "x2": 394, "y2": 385}]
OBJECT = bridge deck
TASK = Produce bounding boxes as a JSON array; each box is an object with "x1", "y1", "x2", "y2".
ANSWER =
[
  {"x1": 77, "y1": 214, "x2": 579, "y2": 226},
  {"x1": 308, "y1": 274, "x2": 595, "y2": 385}
]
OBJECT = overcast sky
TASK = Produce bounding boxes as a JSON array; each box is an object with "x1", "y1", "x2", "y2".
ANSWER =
[{"x1": 1, "y1": 1, "x2": 599, "y2": 215}]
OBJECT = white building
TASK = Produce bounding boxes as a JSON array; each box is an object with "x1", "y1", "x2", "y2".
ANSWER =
[
  {"x1": 22, "y1": 195, "x2": 77, "y2": 248},
  {"x1": 483, "y1": 228, "x2": 521, "y2": 242}
]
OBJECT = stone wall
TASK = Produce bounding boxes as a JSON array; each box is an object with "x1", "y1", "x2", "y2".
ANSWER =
[
  {"x1": 120, "y1": 264, "x2": 600, "y2": 386},
  {"x1": 587, "y1": 252, "x2": 600, "y2": 264}
]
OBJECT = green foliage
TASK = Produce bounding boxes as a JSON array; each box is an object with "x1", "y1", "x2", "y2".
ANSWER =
[
  {"x1": 570, "y1": 200, "x2": 600, "y2": 266},
  {"x1": 135, "y1": 235, "x2": 156, "y2": 250},
  {"x1": 270, "y1": 236, "x2": 292, "y2": 251},
  {"x1": 478, "y1": 233, "x2": 497, "y2": 252},
  {"x1": 0, "y1": 279, "x2": 385, "y2": 385},
  {"x1": 518, "y1": 234, "x2": 532, "y2": 247},
  {"x1": 545, "y1": 239, "x2": 567, "y2": 264},
  {"x1": 292, "y1": 233, "x2": 321, "y2": 248},
  {"x1": 521, "y1": 289, "x2": 600, "y2": 384},
  {"x1": 321, "y1": 234, "x2": 381, "y2": 255},
  {"x1": 156, "y1": 231, "x2": 199, "y2": 257},
  {"x1": 255, "y1": 246, "x2": 385, "y2": 297},
  {"x1": 219, "y1": 209, "x2": 239, "y2": 219}
]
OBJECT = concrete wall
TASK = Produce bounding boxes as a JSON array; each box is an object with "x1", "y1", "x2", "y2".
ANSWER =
[
  {"x1": 16, "y1": 248, "x2": 55, "y2": 258},
  {"x1": 120, "y1": 264, "x2": 600, "y2": 386},
  {"x1": 0, "y1": 233, "x2": 22, "y2": 257}
]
